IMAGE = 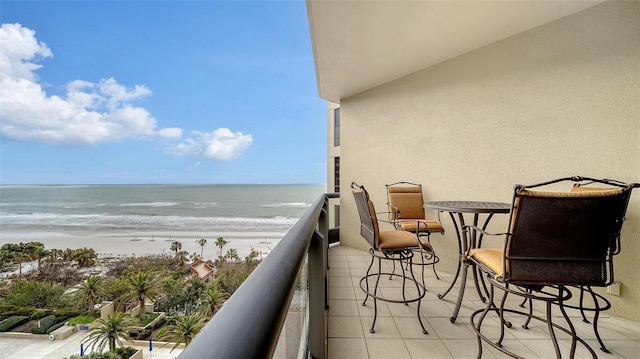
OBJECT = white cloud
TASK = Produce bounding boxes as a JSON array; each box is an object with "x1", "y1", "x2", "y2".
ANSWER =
[
  {"x1": 158, "y1": 128, "x2": 183, "y2": 139},
  {"x1": 0, "y1": 23, "x2": 181, "y2": 146},
  {"x1": 167, "y1": 128, "x2": 252, "y2": 160},
  {"x1": 0, "y1": 23, "x2": 52, "y2": 81}
]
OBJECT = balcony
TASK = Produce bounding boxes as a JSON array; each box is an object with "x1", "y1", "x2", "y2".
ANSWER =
[
  {"x1": 179, "y1": 192, "x2": 640, "y2": 359},
  {"x1": 327, "y1": 244, "x2": 640, "y2": 359}
]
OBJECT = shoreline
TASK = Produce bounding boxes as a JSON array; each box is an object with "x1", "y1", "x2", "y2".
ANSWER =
[{"x1": 0, "y1": 229, "x2": 287, "y2": 259}]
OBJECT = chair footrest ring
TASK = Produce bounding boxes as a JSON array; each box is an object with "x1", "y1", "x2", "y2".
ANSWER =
[{"x1": 359, "y1": 272, "x2": 426, "y2": 304}]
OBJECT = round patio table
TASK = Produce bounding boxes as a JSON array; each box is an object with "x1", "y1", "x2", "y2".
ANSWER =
[{"x1": 424, "y1": 200, "x2": 511, "y2": 323}]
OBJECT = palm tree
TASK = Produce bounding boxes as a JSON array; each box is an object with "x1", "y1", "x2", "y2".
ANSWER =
[
  {"x1": 159, "y1": 314, "x2": 205, "y2": 351},
  {"x1": 73, "y1": 247, "x2": 97, "y2": 267},
  {"x1": 198, "y1": 238, "x2": 207, "y2": 259},
  {"x1": 175, "y1": 250, "x2": 189, "y2": 266},
  {"x1": 122, "y1": 271, "x2": 161, "y2": 321},
  {"x1": 83, "y1": 312, "x2": 138, "y2": 353},
  {"x1": 225, "y1": 248, "x2": 239, "y2": 263},
  {"x1": 33, "y1": 247, "x2": 48, "y2": 272},
  {"x1": 170, "y1": 241, "x2": 182, "y2": 263},
  {"x1": 76, "y1": 275, "x2": 103, "y2": 315},
  {"x1": 199, "y1": 284, "x2": 229, "y2": 318},
  {"x1": 215, "y1": 236, "x2": 228, "y2": 258}
]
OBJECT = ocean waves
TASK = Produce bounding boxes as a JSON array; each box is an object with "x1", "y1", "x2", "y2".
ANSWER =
[
  {"x1": 0, "y1": 211, "x2": 299, "y2": 232},
  {"x1": 108, "y1": 202, "x2": 182, "y2": 208},
  {"x1": 260, "y1": 202, "x2": 310, "y2": 208},
  {"x1": 0, "y1": 184, "x2": 325, "y2": 236}
]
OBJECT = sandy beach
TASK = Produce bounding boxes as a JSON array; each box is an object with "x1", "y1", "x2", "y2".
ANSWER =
[{"x1": 0, "y1": 229, "x2": 286, "y2": 260}]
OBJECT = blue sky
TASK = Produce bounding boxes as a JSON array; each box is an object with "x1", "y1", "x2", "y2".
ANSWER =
[{"x1": 0, "y1": 1, "x2": 327, "y2": 185}]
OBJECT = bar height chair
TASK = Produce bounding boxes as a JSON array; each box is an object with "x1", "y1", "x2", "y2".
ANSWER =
[
  {"x1": 352, "y1": 181, "x2": 433, "y2": 334},
  {"x1": 386, "y1": 181, "x2": 444, "y2": 278},
  {"x1": 465, "y1": 176, "x2": 637, "y2": 359},
  {"x1": 516, "y1": 180, "x2": 636, "y2": 353}
]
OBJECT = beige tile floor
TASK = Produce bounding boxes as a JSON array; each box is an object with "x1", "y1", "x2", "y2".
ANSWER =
[{"x1": 327, "y1": 245, "x2": 640, "y2": 359}]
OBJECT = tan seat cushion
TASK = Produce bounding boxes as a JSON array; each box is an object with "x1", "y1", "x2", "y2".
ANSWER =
[
  {"x1": 378, "y1": 230, "x2": 432, "y2": 250},
  {"x1": 468, "y1": 248, "x2": 503, "y2": 276},
  {"x1": 398, "y1": 220, "x2": 444, "y2": 233},
  {"x1": 519, "y1": 187, "x2": 622, "y2": 198}
]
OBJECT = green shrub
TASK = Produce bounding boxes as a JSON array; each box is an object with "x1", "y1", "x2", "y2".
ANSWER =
[
  {"x1": 0, "y1": 304, "x2": 18, "y2": 315},
  {"x1": 171, "y1": 267, "x2": 191, "y2": 279},
  {"x1": 148, "y1": 315, "x2": 165, "y2": 329},
  {"x1": 65, "y1": 349, "x2": 137, "y2": 359},
  {"x1": 31, "y1": 315, "x2": 57, "y2": 334},
  {"x1": 154, "y1": 326, "x2": 168, "y2": 339},
  {"x1": 55, "y1": 315, "x2": 71, "y2": 324},
  {"x1": 67, "y1": 314, "x2": 98, "y2": 325},
  {"x1": 115, "y1": 346, "x2": 138, "y2": 358},
  {"x1": 0, "y1": 315, "x2": 29, "y2": 331},
  {"x1": 138, "y1": 312, "x2": 159, "y2": 327},
  {"x1": 129, "y1": 328, "x2": 150, "y2": 340},
  {"x1": 0, "y1": 305, "x2": 36, "y2": 319},
  {"x1": 30, "y1": 309, "x2": 50, "y2": 320},
  {"x1": 51, "y1": 308, "x2": 82, "y2": 318},
  {"x1": 2, "y1": 280, "x2": 65, "y2": 308},
  {"x1": 46, "y1": 321, "x2": 65, "y2": 334}
]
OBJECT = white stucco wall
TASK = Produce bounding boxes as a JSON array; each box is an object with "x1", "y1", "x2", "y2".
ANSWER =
[{"x1": 339, "y1": 1, "x2": 640, "y2": 321}]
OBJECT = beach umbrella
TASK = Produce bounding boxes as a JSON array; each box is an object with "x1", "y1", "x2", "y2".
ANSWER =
[{"x1": 80, "y1": 343, "x2": 84, "y2": 356}]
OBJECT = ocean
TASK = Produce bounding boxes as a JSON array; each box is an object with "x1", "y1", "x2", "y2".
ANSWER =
[{"x1": 0, "y1": 184, "x2": 326, "y2": 258}]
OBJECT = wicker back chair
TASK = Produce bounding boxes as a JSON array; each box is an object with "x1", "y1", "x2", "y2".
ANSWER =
[
  {"x1": 352, "y1": 181, "x2": 433, "y2": 334},
  {"x1": 467, "y1": 176, "x2": 637, "y2": 358}
]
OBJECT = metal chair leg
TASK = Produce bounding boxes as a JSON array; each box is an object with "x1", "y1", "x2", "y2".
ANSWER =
[
  {"x1": 362, "y1": 251, "x2": 375, "y2": 307},
  {"x1": 585, "y1": 286, "x2": 610, "y2": 353},
  {"x1": 359, "y1": 250, "x2": 428, "y2": 335},
  {"x1": 369, "y1": 256, "x2": 383, "y2": 333}
]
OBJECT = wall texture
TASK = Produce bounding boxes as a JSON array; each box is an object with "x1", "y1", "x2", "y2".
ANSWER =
[{"x1": 339, "y1": 1, "x2": 640, "y2": 321}]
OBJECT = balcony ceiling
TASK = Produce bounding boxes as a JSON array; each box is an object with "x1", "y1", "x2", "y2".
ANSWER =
[{"x1": 307, "y1": 0, "x2": 604, "y2": 103}]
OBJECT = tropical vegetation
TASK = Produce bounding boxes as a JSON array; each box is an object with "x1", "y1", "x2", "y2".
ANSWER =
[
  {"x1": 74, "y1": 275, "x2": 104, "y2": 315},
  {"x1": 83, "y1": 312, "x2": 138, "y2": 352},
  {"x1": 0, "y1": 239, "x2": 262, "y2": 352},
  {"x1": 158, "y1": 314, "x2": 206, "y2": 351},
  {"x1": 121, "y1": 271, "x2": 161, "y2": 321}
]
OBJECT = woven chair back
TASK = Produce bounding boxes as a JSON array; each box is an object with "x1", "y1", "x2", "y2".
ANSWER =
[
  {"x1": 352, "y1": 182, "x2": 380, "y2": 249},
  {"x1": 504, "y1": 186, "x2": 630, "y2": 286}
]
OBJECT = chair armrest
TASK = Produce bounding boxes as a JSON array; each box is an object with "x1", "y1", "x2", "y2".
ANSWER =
[
  {"x1": 416, "y1": 220, "x2": 444, "y2": 233},
  {"x1": 462, "y1": 225, "x2": 508, "y2": 254},
  {"x1": 461, "y1": 225, "x2": 507, "y2": 237},
  {"x1": 388, "y1": 205, "x2": 401, "y2": 220},
  {"x1": 376, "y1": 212, "x2": 395, "y2": 225}
]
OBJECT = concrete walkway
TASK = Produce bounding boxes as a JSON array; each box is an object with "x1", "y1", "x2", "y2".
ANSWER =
[{"x1": 0, "y1": 331, "x2": 183, "y2": 359}]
